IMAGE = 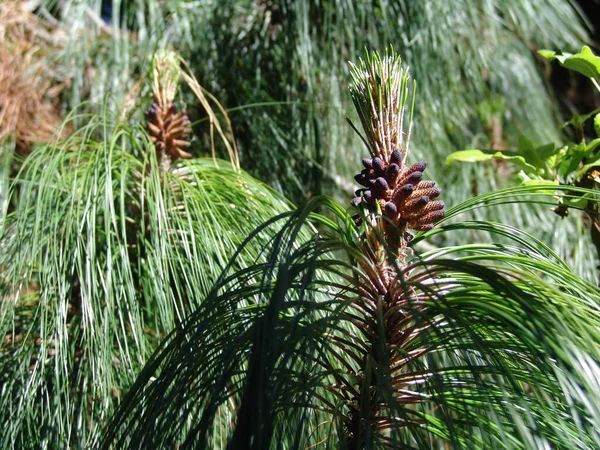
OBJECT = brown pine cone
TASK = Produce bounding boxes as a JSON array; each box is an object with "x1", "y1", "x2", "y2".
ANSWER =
[
  {"x1": 352, "y1": 149, "x2": 445, "y2": 232},
  {"x1": 145, "y1": 102, "x2": 192, "y2": 165}
]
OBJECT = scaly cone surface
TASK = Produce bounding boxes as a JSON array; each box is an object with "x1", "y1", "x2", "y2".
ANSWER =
[
  {"x1": 145, "y1": 50, "x2": 192, "y2": 170},
  {"x1": 353, "y1": 151, "x2": 444, "y2": 231}
]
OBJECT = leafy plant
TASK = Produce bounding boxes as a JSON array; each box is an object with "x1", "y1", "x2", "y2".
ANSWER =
[
  {"x1": 539, "y1": 46, "x2": 600, "y2": 91},
  {"x1": 101, "y1": 50, "x2": 600, "y2": 449},
  {"x1": 447, "y1": 46, "x2": 600, "y2": 264}
]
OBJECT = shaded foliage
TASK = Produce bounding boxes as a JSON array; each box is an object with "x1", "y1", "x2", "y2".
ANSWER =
[
  {"x1": 101, "y1": 190, "x2": 600, "y2": 449},
  {"x1": 0, "y1": 115, "x2": 295, "y2": 448},
  {"x1": 101, "y1": 51, "x2": 600, "y2": 448}
]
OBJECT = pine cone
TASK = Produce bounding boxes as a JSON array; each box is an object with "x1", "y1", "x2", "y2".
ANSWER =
[
  {"x1": 145, "y1": 101, "x2": 192, "y2": 166},
  {"x1": 352, "y1": 149, "x2": 445, "y2": 232}
]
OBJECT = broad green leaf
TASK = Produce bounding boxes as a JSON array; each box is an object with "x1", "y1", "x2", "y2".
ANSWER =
[
  {"x1": 535, "y1": 142, "x2": 559, "y2": 160},
  {"x1": 446, "y1": 149, "x2": 539, "y2": 175},
  {"x1": 537, "y1": 49, "x2": 558, "y2": 59},
  {"x1": 558, "y1": 143, "x2": 587, "y2": 180},
  {"x1": 538, "y1": 46, "x2": 600, "y2": 81},
  {"x1": 595, "y1": 113, "x2": 600, "y2": 138},
  {"x1": 585, "y1": 137, "x2": 600, "y2": 156},
  {"x1": 574, "y1": 154, "x2": 600, "y2": 179},
  {"x1": 561, "y1": 192, "x2": 595, "y2": 209},
  {"x1": 517, "y1": 137, "x2": 557, "y2": 172},
  {"x1": 562, "y1": 196, "x2": 588, "y2": 209},
  {"x1": 547, "y1": 145, "x2": 569, "y2": 170},
  {"x1": 446, "y1": 149, "x2": 497, "y2": 164},
  {"x1": 522, "y1": 179, "x2": 558, "y2": 189},
  {"x1": 563, "y1": 113, "x2": 587, "y2": 137},
  {"x1": 517, "y1": 135, "x2": 535, "y2": 155}
]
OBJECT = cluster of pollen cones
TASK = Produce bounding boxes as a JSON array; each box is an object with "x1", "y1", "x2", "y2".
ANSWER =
[
  {"x1": 352, "y1": 149, "x2": 445, "y2": 232},
  {"x1": 144, "y1": 102, "x2": 192, "y2": 163}
]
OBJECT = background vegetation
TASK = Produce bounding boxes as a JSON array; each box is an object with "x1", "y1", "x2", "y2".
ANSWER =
[{"x1": 1, "y1": 0, "x2": 600, "y2": 448}]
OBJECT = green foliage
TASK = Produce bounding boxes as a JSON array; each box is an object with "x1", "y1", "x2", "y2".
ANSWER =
[
  {"x1": 100, "y1": 189, "x2": 600, "y2": 449},
  {"x1": 39, "y1": 0, "x2": 589, "y2": 197},
  {"x1": 448, "y1": 126, "x2": 600, "y2": 183},
  {"x1": 0, "y1": 140, "x2": 13, "y2": 226},
  {"x1": 3, "y1": 3, "x2": 600, "y2": 447},
  {"x1": 0, "y1": 114, "x2": 294, "y2": 448},
  {"x1": 27, "y1": 0, "x2": 597, "y2": 278},
  {"x1": 446, "y1": 146, "x2": 545, "y2": 181},
  {"x1": 538, "y1": 46, "x2": 600, "y2": 82},
  {"x1": 98, "y1": 50, "x2": 600, "y2": 449},
  {"x1": 447, "y1": 46, "x2": 600, "y2": 248},
  {"x1": 448, "y1": 46, "x2": 600, "y2": 183}
]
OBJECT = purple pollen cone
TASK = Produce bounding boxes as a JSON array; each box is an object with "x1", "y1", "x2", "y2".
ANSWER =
[{"x1": 390, "y1": 149, "x2": 402, "y2": 165}]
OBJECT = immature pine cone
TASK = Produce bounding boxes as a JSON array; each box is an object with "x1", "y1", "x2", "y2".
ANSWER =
[
  {"x1": 145, "y1": 102, "x2": 192, "y2": 165},
  {"x1": 352, "y1": 149, "x2": 445, "y2": 231}
]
